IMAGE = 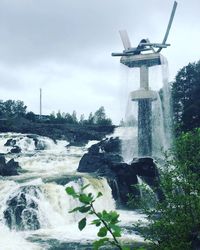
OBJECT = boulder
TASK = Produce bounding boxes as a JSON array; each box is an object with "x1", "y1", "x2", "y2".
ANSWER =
[
  {"x1": 4, "y1": 186, "x2": 40, "y2": 230},
  {"x1": 131, "y1": 157, "x2": 158, "y2": 177},
  {"x1": 131, "y1": 157, "x2": 164, "y2": 201},
  {"x1": 0, "y1": 155, "x2": 6, "y2": 167},
  {"x1": 10, "y1": 146, "x2": 21, "y2": 154},
  {"x1": 88, "y1": 137, "x2": 121, "y2": 154},
  {"x1": 78, "y1": 137, "x2": 140, "y2": 206},
  {"x1": 78, "y1": 138, "x2": 164, "y2": 206},
  {"x1": 78, "y1": 137, "x2": 122, "y2": 174},
  {"x1": 78, "y1": 153, "x2": 122, "y2": 174},
  {"x1": 109, "y1": 163, "x2": 140, "y2": 204},
  {"x1": 4, "y1": 139, "x2": 16, "y2": 147},
  {"x1": 66, "y1": 141, "x2": 87, "y2": 147},
  {"x1": 0, "y1": 156, "x2": 21, "y2": 176}
]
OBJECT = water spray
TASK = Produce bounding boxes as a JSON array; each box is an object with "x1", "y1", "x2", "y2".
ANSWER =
[{"x1": 112, "y1": 1, "x2": 177, "y2": 156}]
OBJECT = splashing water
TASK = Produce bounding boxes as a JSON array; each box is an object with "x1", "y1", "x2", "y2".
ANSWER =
[
  {"x1": 0, "y1": 133, "x2": 146, "y2": 249},
  {"x1": 119, "y1": 55, "x2": 172, "y2": 161}
]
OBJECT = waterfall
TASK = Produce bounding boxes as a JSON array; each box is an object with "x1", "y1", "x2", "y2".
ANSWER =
[
  {"x1": 160, "y1": 55, "x2": 173, "y2": 149},
  {"x1": 119, "y1": 56, "x2": 172, "y2": 160},
  {"x1": 82, "y1": 176, "x2": 115, "y2": 212},
  {"x1": 0, "y1": 223, "x2": 42, "y2": 250},
  {"x1": 152, "y1": 92, "x2": 167, "y2": 157},
  {"x1": 0, "y1": 132, "x2": 147, "y2": 249}
]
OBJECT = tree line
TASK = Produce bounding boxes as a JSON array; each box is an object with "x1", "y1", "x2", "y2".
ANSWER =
[
  {"x1": 0, "y1": 100, "x2": 112, "y2": 126},
  {"x1": 48, "y1": 106, "x2": 112, "y2": 125}
]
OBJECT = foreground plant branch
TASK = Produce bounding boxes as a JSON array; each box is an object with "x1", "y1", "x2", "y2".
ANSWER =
[{"x1": 66, "y1": 184, "x2": 129, "y2": 250}]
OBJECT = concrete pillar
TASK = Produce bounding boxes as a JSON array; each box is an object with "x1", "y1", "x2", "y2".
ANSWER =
[
  {"x1": 138, "y1": 65, "x2": 152, "y2": 156},
  {"x1": 140, "y1": 65, "x2": 149, "y2": 90},
  {"x1": 138, "y1": 99, "x2": 152, "y2": 156}
]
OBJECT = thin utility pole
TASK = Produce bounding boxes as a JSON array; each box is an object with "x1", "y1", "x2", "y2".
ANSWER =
[{"x1": 40, "y1": 88, "x2": 42, "y2": 119}]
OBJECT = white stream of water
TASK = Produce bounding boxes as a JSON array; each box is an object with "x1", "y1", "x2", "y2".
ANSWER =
[
  {"x1": 119, "y1": 55, "x2": 172, "y2": 161},
  {"x1": 0, "y1": 132, "x2": 145, "y2": 250}
]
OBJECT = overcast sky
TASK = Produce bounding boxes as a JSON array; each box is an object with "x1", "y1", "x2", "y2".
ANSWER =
[{"x1": 0, "y1": 0, "x2": 199, "y2": 124}]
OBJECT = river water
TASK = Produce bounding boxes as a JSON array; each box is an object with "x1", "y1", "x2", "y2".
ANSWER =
[{"x1": 0, "y1": 129, "x2": 146, "y2": 250}]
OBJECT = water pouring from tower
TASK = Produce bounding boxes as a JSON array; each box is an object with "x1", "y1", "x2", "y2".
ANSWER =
[{"x1": 112, "y1": 1, "x2": 177, "y2": 157}]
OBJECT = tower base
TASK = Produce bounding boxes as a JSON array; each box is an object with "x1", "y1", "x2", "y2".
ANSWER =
[{"x1": 138, "y1": 99, "x2": 152, "y2": 156}]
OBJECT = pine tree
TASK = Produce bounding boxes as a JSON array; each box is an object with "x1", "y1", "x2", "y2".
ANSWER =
[{"x1": 171, "y1": 61, "x2": 200, "y2": 134}]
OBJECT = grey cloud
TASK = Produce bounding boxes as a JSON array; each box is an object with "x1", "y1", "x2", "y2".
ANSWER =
[
  {"x1": 0, "y1": 0, "x2": 199, "y2": 124},
  {"x1": 0, "y1": 0, "x2": 179, "y2": 65}
]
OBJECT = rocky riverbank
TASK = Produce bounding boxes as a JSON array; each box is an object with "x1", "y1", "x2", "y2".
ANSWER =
[
  {"x1": 0, "y1": 117, "x2": 115, "y2": 145},
  {"x1": 78, "y1": 137, "x2": 164, "y2": 207}
]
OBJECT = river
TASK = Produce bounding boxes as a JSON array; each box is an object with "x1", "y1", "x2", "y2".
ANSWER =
[{"x1": 0, "y1": 130, "x2": 146, "y2": 250}]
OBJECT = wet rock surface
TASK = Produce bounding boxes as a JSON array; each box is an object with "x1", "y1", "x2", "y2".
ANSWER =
[
  {"x1": 4, "y1": 138, "x2": 16, "y2": 147},
  {"x1": 0, "y1": 156, "x2": 21, "y2": 176},
  {"x1": 4, "y1": 186, "x2": 40, "y2": 231},
  {"x1": 10, "y1": 146, "x2": 21, "y2": 153},
  {"x1": 78, "y1": 137, "x2": 123, "y2": 174},
  {"x1": 78, "y1": 137, "x2": 164, "y2": 206},
  {"x1": 0, "y1": 117, "x2": 115, "y2": 145}
]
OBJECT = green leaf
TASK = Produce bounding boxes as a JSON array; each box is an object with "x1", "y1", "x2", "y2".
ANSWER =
[
  {"x1": 78, "y1": 217, "x2": 87, "y2": 231},
  {"x1": 93, "y1": 238, "x2": 109, "y2": 250},
  {"x1": 109, "y1": 211, "x2": 120, "y2": 223},
  {"x1": 122, "y1": 246, "x2": 131, "y2": 250},
  {"x1": 79, "y1": 193, "x2": 93, "y2": 204},
  {"x1": 96, "y1": 192, "x2": 103, "y2": 198},
  {"x1": 91, "y1": 219, "x2": 101, "y2": 227},
  {"x1": 97, "y1": 226, "x2": 107, "y2": 237},
  {"x1": 65, "y1": 186, "x2": 76, "y2": 196},
  {"x1": 69, "y1": 207, "x2": 81, "y2": 213},
  {"x1": 78, "y1": 205, "x2": 91, "y2": 213},
  {"x1": 110, "y1": 224, "x2": 121, "y2": 234},
  {"x1": 113, "y1": 231, "x2": 121, "y2": 237},
  {"x1": 81, "y1": 184, "x2": 90, "y2": 191},
  {"x1": 109, "y1": 224, "x2": 120, "y2": 230}
]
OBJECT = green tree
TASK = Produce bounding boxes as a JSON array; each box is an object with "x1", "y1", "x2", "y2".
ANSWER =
[
  {"x1": 171, "y1": 61, "x2": 200, "y2": 135},
  {"x1": 72, "y1": 110, "x2": 78, "y2": 124},
  {"x1": 88, "y1": 112, "x2": 94, "y2": 125},
  {"x1": 1, "y1": 100, "x2": 27, "y2": 118},
  {"x1": 26, "y1": 111, "x2": 36, "y2": 122},
  {"x1": 79, "y1": 114, "x2": 85, "y2": 125},
  {"x1": 93, "y1": 106, "x2": 112, "y2": 126},
  {"x1": 56, "y1": 110, "x2": 65, "y2": 123},
  {"x1": 94, "y1": 106, "x2": 106, "y2": 124},
  {"x1": 139, "y1": 128, "x2": 200, "y2": 250},
  {"x1": 49, "y1": 111, "x2": 56, "y2": 121},
  {"x1": 64, "y1": 113, "x2": 74, "y2": 124}
]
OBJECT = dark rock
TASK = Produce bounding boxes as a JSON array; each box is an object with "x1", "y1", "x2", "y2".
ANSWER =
[
  {"x1": 131, "y1": 157, "x2": 164, "y2": 201},
  {"x1": 78, "y1": 137, "x2": 140, "y2": 206},
  {"x1": 66, "y1": 141, "x2": 87, "y2": 147},
  {"x1": 131, "y1": 157, "x2": 158, "y2": 177},
  {"x1": 4, "y1": 186, "x2": 40, "y2": 231},
  {"x1": 78, "y1": 138, "x2": 164, "y2": 207},
  {"x1": 79, "y1": 153, "x2": 139, "y2": 206},
  {"x1": 88, "y1": 137, "x2": 121, "y2": 154},
  {"x1": 78, "y1": 137, "x2": 122, "y2": 173},
  {"x1": 0, "y1": 155, "x2": 8, "y2": 176},
  {"x1": 4, "y1": 139, "x2": 16, "y2": 147},
  {"x1": 109, "y1": 163, "x2": 140, "y2": 204},
  {"x1": 0, "y1": 157, "x2": 21, "y2": 176},
  {"x1": 0, "y1": 155, "x2": 6, "y2": 166},
  {"x1": 10, "y1": 146, "x2": 21, "y2": 154},
  {"x1": 78, "y1": 153, "x2": 122, "y2": 174}
]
